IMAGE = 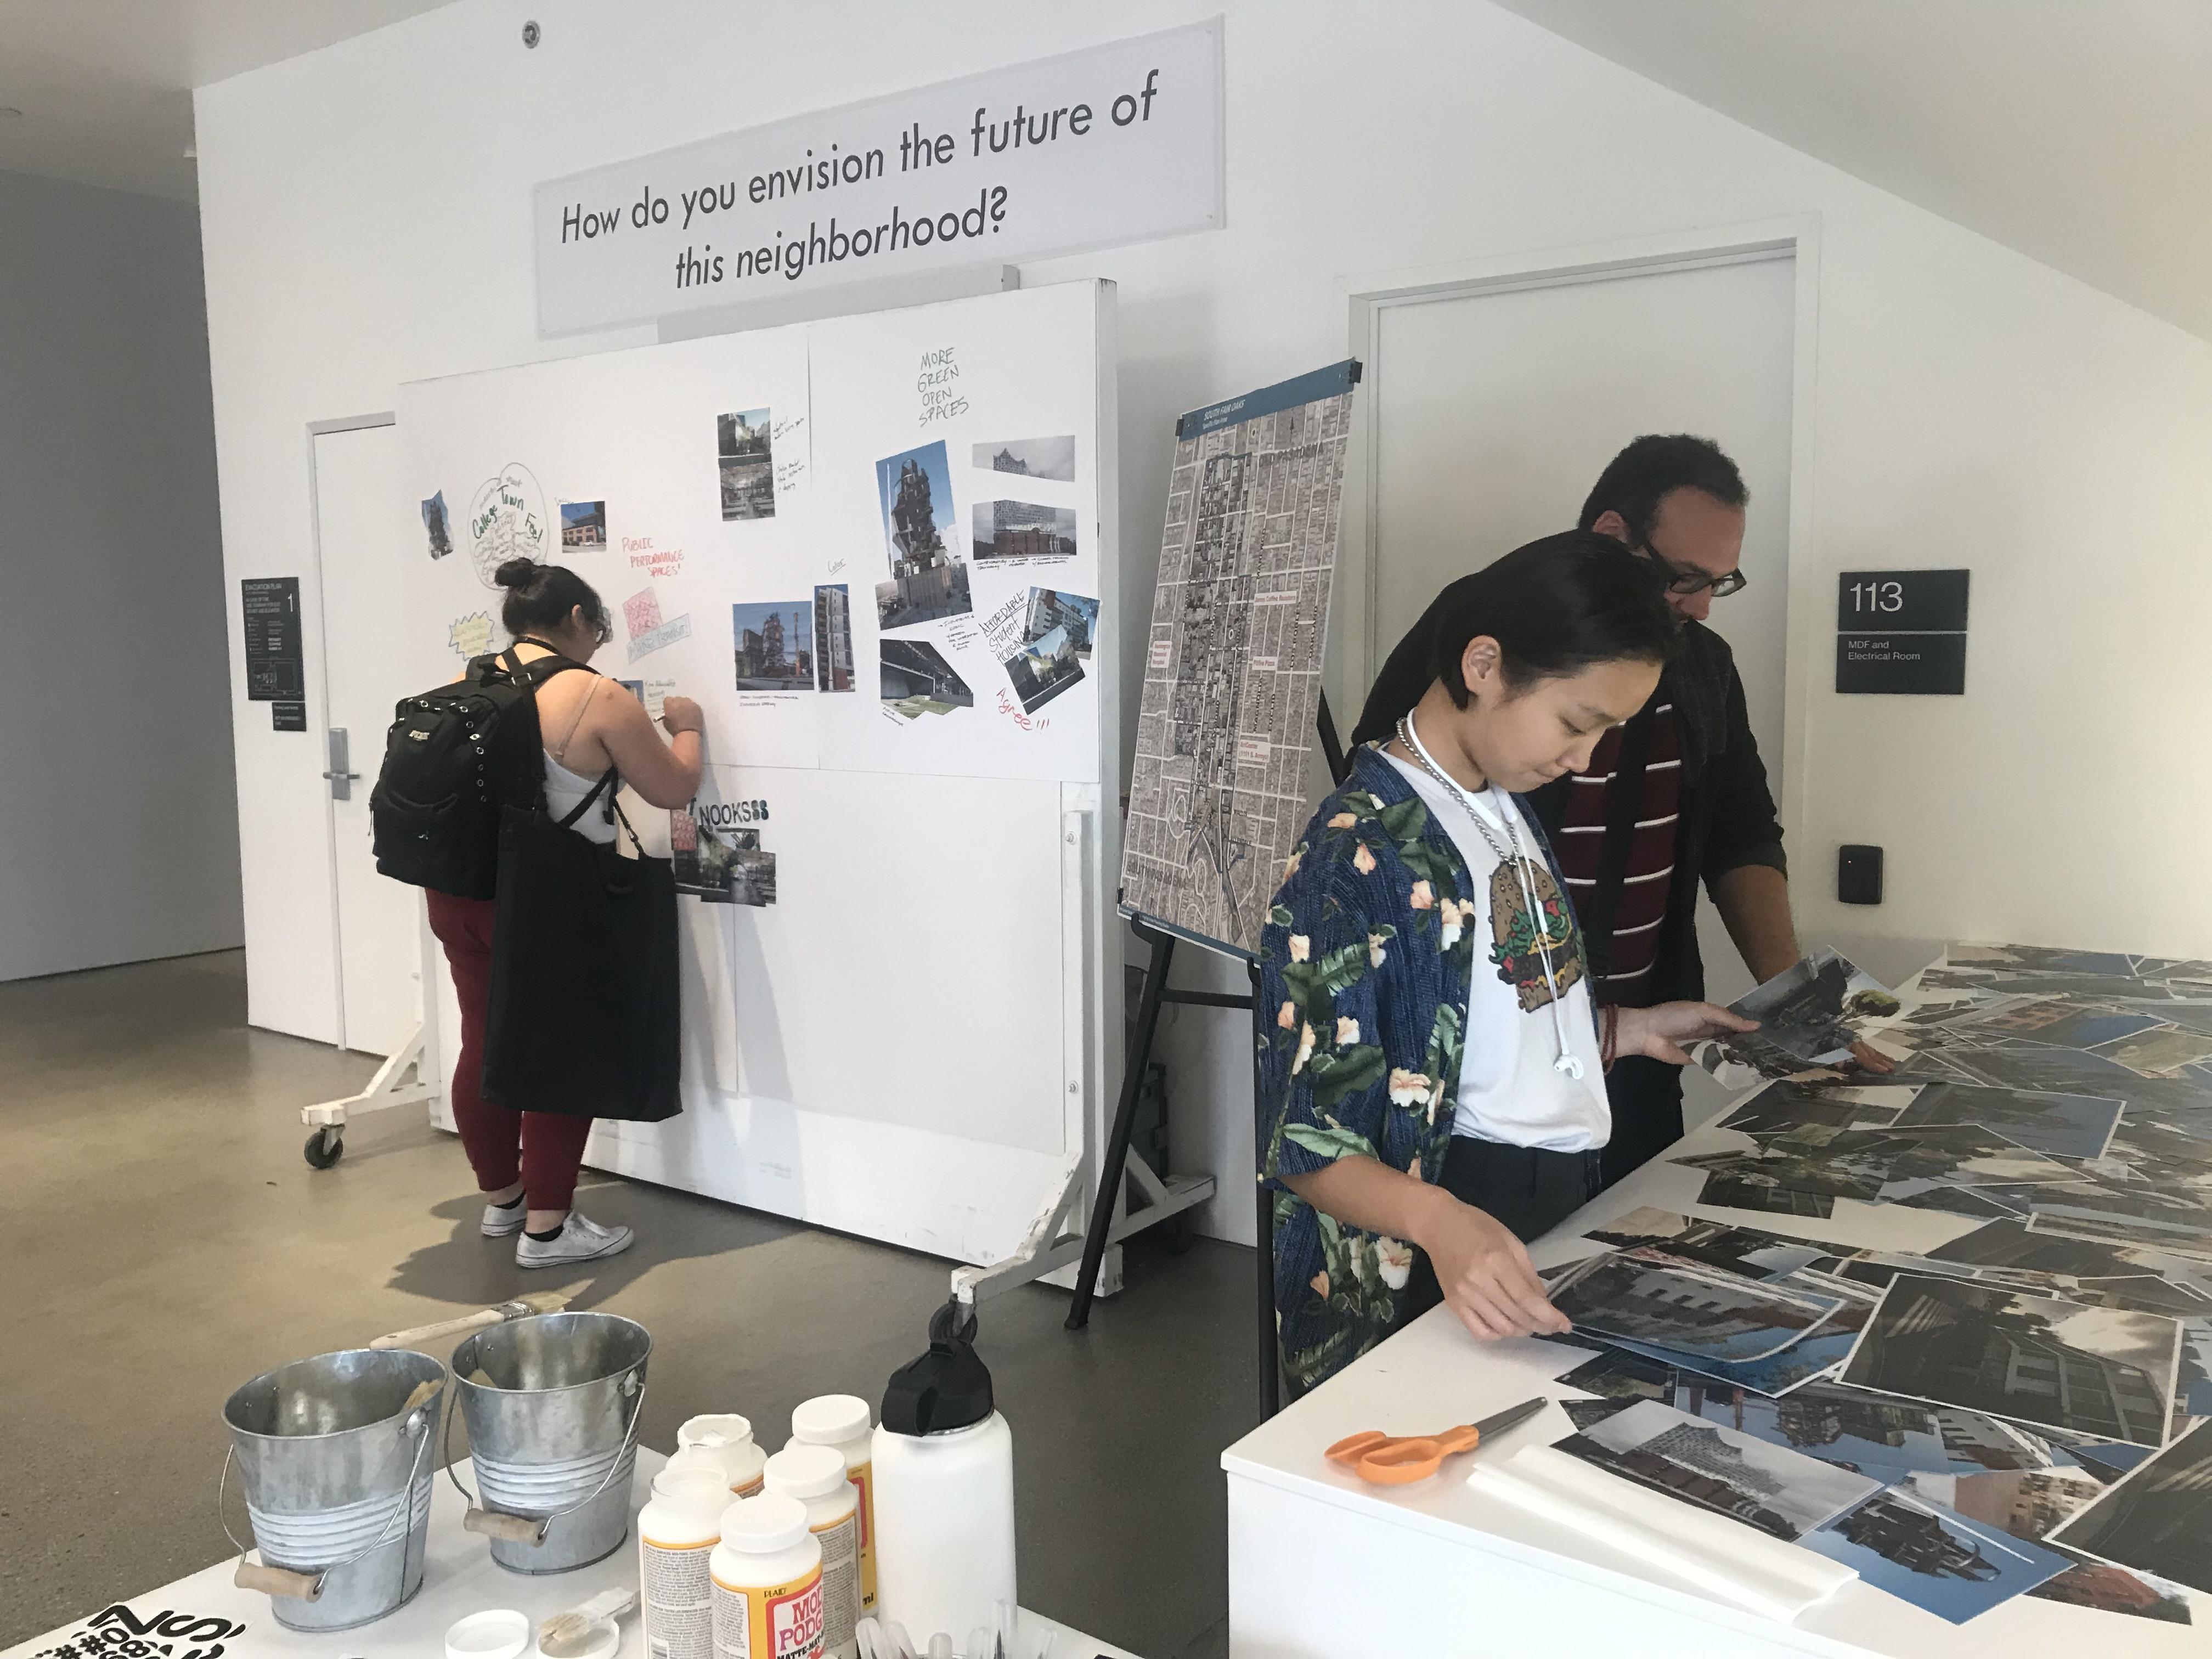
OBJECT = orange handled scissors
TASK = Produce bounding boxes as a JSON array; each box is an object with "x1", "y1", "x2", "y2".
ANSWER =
[{"x1": 1325, "y1": 1396, "x2": 1548, "y2": 1485}]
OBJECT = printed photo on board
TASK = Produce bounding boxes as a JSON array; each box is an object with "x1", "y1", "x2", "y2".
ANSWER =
[
  {"x1": 880, "y1": 640, "x2": 973, "y2": 720},
  {"x1": 973, "y1": 433, "x2": 1076, "y2": 481},
  {"x1": 560, "y1": 500, "x2": 607, "y2": 547},
  {"x1": 421, "y1": 490, "x2": 452, "y2": 560},
  {"x1": 717, "y1": 408, "x2": 775, "y2": 521},
  {"x1": 1025, "y1": 588, "x2": 1097, "y2": 658},
  {"x1": 874, "y1": 439, "x2": 973, "y2": 629},
  {"x1": 972, "y1": 500, "x2": 1077, "y2": 561},
  {"x1": 731, "y1": 600, "x2": 815, "y2": 692},
  {"x1": 812, "y1": 584, "x2": 855, "y2": 692},
  {"x1": 1002, "y1": 622, "x2": 1084, "y2": 715}
]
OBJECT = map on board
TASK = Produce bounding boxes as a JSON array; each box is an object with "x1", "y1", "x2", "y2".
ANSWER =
[{"x1": 1119, "y1": 360, "x2": 1357, "y2": 958}]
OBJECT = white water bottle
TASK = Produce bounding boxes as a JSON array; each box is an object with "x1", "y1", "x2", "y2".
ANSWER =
[{"x1": 869, "y1": 1299, "x2": 1015, "y2": 1644}]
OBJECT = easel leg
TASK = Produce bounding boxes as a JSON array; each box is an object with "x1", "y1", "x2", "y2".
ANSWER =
[
  {"x1": 1252, "y1": 958, "x2": 1279, "y2": 1418},
  {"x1": 1065, "y1": 924, "x2": 1176, "y2": 1330}
]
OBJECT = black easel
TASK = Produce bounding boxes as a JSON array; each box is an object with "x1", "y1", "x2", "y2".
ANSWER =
[{"x1": 1065, "y1": 692, "x2": 1354, "y2": 1420}]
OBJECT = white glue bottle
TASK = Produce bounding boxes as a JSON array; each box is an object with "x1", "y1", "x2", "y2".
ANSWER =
[
  {"x1": 680, "y1": 1413, "x2": 768, "y2": 1497},
  {"x1": 786, "y1": 1395, "x2": 877, "y2": 1612},
  {"x1": 870, "y1": 1298, "x2": 1016, "y2": 1644},
  {"x1": 639, "y1": 1466, "x2": 732, "y2": 1659},
  {"x1": 710, "y1": 1494, "x2": 825, "y2": 1659},
  {"x1": 764, "y1": 1444, "x2": 860, "y2": 1659}
]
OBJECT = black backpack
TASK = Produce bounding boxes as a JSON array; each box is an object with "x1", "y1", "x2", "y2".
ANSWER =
[{"x1": 370, "y1": 644, "x2": 585, "y2": 899}]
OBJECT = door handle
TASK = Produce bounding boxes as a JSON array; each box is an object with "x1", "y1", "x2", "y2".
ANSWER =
[{"x1": 325, "y1": 729, "x2": 360, "y2": 800}]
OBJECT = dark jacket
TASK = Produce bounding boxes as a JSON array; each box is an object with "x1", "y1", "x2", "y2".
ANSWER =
[{"x1": 1351, "y1": 596, "x2": 1785, "y2": 1007}]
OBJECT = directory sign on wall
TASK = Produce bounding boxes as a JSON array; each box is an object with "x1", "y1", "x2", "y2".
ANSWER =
[{"x1": 240, "y1": 577, "x2": 305, "y2": 701}]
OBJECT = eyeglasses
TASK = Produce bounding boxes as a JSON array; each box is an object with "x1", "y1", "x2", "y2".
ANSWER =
[{"x1": 1639, "y1": 544, "x2": 1747, "y2": 599}]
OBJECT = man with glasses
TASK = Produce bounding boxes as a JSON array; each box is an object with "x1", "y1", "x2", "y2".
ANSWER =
[{"x1": 1352, "y1": 434, "x2": 1798, "y2": 1186}]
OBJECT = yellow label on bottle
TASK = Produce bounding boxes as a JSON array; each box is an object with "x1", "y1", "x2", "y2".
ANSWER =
[
  {"x1": 711, "y1": 1563, "x2": 824, "y2": 1659},
  {"x1": 848, "y1": 1460, "x2": 876, "y2": 1611}
]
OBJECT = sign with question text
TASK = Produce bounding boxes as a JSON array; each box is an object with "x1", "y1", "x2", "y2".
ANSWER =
[{"x1": 533, "y1": 19, "x2": 1223, "y2": 334}]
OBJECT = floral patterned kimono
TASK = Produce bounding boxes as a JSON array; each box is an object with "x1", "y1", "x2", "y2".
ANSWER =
[{"x1": 1257, "y1": 743, "x2": 1593, "y2": 1396}]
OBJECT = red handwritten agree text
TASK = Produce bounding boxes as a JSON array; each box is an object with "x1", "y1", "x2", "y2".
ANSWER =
[{"x1": 993, "y1": 690, "x2": 1048, "y2": 732}]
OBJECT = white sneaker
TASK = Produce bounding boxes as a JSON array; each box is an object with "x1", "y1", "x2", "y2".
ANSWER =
[
  {"x1": 481, "y1": 1197, "x2": 527, "y2": 1238},
  {"x1": 516, "y1": 1210, "x2": 635, "y2": 1269}
]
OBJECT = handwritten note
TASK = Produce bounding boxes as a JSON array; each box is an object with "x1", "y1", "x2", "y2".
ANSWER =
[
  {"x1": 623, "y1": 534, "x2": 685, "y2": 578},
  {"x1": 628, "y1": 614, "x2": 692, "y2": 664},
  {"x1": 918, "y1": 346, "x2": 969, "y2": 427},
  {"x1": 448, "y1": 611, "x2": 494, "y2": 657},
  {"x1": 978, "y1": 591, "x2": 1028, "y2": 659}
]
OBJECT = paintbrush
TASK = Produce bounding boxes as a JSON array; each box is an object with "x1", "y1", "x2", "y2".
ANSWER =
[
  {"x1": 369, "y1": 1288, "x2": 577, "y2": 1348},
  {"x1": 536, "y1": 1588, "x2": 635, "y2": 1657}
]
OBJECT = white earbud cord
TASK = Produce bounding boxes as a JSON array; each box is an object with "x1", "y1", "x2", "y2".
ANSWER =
[{"x1": 1397, "y1": 714, "x2": 1585, "y2": 1080}]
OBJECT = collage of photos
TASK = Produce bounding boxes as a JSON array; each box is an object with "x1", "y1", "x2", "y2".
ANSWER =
[
  {"x1": 716, "y1": 408, "x2": 775, "y2": 521},
  {"x1": 731, "y1": 599, "x2": 815, "y2": 693},
  {"x1": 1691, "y1": 949, "x2": 1906, "y2": 1081},
  {"x1": 560, "y1": 499, "x2": 607, "y2": 547},
  {"x1": 1548, "y1": 1199, "x2": 2210, "y2": 1623},
  {"x1": 420, "y1": 490, "x2": 452, "y2": 560},
  {"x1": 670, "y1": 808, "x2": 776, "y2": 907},
  {"x1": 1000, "y1": 586, "x2": 1097, "y2": 715},
  {"x1": 874, "y1": 439, "x2": 972, "y2": 630},
  {"x1": 879, "y1": 640, "x2": 973, "y2": 721}
]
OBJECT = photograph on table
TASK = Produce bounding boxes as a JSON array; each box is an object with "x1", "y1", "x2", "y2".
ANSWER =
[
  {"x1": 1697, "y1": 1175, "x2": 1836, "y2": 1218},
  {"x1": 973, "y1": 433, "x2": 1076, "y2": 481},
  {"x1": 1697, "y1": 949, "x2": 1903, "y2": 1078},
  {"x1": 972, "y1": 499, "x2": 1078, "y2": 561},
  {"x1": 1547, "y1": 1248, "x2": 1849, "y2": 1364},
  {"x1": 879, "y1": 639, "x2": 974, "y2": 720},
  {"x1": 2028, "y1": 1187, "x2": 2212, "y2": 1263},
  {"x1": 2049, "y1": 1417, "x2": 2212, "y2": 1595},
  {"x1": 1889, "y1": 1082, "x2": 2126, "y2": 1160},
  {"x1": 1840, "y1": 1273, "x2": 2182, "y2": 1448},
  {"x1": 1949, "y1": 997, "x2": 2165, "y2": 1051},
  {"x1": 560, "y1": 499, "x2": 607, "y2": 548},
  {"x1": 1551, "y1": 1398, "x2": 1881, "y2": 1541},
  {"x1": 731, "y1": 600, "x2": 815, "y2": 693},
  {"x1": 716, "y1": 408, "x2": 775, "y2": 520},
  {"x1": 1948, "y1": 943, "x2": 2144, "y2": 979},
  {"x1": 1802, "y1": 1486, "x2": 2072, "y2": 1623},
  {"x1": 1673, "y1": 1378, "x2": 1965, "y2": 1481},
  {"x1": 875, "y1": 439, "x2": 973, "y2": 630},
  {"x1": 1576, "y1": 1210, "x2": 1829, "y2": 1282},
  {"x1": 1714, "y1": 1081, "x2": 1911, "y2": 1137},
  {"x1": 1555, "y1": 1345, "x2": 1683, "y2": 1404},
  {"x1": 1601, "y1": 1273, "x2": 1881, "y2": 1397}
]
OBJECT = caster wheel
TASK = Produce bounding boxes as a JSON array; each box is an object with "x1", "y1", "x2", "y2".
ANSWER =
[
  {"x1": 304, "y1": 1127, "x2": 345, "y2": 1169},
  {"x1": 1167, "y1": 1211, "x2": 1197, "y2": 1255}
]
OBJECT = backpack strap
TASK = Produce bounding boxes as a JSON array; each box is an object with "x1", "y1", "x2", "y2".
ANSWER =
[{"x1": 554, "y1": 766, "x2": 646, "y2": 859}]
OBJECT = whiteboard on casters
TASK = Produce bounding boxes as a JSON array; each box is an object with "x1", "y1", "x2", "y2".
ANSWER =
[{"x1": 394, "y1": 280, "x2": 1118, "y2": 1266}]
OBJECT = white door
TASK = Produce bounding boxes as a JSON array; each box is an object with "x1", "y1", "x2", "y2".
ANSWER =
[
  {"x1": 312, "y1": 420, "x2": 421, "y2": 1056},
  {"x1": 1365, "y1": 252, "x2": 1797, "y2": 1011}
]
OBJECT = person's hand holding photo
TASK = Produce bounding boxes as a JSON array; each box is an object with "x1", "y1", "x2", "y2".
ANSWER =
[
  {"x1": 1413, "y1": 1189, "x2": 1575, "y2": 1343},
  {"x1": 1617, "y1": 1002, "x2": 1760, "y2": 1066}
]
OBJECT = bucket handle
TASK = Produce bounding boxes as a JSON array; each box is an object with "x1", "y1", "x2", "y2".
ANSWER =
[
  {"x1": 446, "y1": 1361, "x2": 648, "y2": 1547},
  {"x1": 219, "y1": 1384, "x2": 442, "y2": 1601}
]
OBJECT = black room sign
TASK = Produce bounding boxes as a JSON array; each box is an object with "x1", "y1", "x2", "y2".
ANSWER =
[{"x1": 1836, "y1": 569, "x2": 1969, "y2": 695}]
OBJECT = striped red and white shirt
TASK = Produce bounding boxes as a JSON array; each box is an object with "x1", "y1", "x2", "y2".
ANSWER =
[{"x1": 1554, "y1": 701, "x2": 1681, "y2": 1007}]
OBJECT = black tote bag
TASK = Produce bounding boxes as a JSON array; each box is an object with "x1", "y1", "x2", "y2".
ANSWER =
[{"x1": 481, "y1": 777, "x2": 682, "y2": 1123}]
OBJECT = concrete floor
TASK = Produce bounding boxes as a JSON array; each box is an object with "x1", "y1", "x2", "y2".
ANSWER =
[{"x1": 1, "y1": 951, "x2": 1256, "y2": 1657}]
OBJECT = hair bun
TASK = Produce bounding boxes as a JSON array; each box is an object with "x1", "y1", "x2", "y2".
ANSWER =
[{"x1": 493, "y1": 557, "x2": 540, "y2": 589}]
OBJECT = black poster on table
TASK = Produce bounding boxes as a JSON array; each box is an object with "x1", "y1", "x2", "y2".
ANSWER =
[
  {"x1": 1836, "y1": 569, "x2": 1969, "y2": 695},
  {"x1": 240, "y1": 577, "x2": 306, "y2": 702}
]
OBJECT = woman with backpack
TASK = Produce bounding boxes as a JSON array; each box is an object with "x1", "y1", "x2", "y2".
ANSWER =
[{"x1": 424, "y1": 559, "x2": 704, "y2": 1268}]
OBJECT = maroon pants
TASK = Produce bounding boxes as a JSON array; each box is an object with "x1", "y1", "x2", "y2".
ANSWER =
[{"x1": 426, "y1": 890, "x2": 594, "y2": 1211}]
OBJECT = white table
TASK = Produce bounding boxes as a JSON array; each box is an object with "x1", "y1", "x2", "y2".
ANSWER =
[
  {"x1": 7, "y1": 1449, "x2": 1140, "y2": 1659},
  {"x1": 1221, "y1": 1094, "x2": 2209, "y2": 1659}
]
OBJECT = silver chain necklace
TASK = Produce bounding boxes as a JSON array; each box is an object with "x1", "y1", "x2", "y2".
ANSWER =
[{"x1": 1394, "y1": 714, "x2": 1519, "y2": 865}]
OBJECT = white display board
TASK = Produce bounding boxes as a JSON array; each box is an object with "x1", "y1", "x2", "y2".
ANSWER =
[{"x1": 395, "y1": 281, "x2": 1118, "y2": 1266}]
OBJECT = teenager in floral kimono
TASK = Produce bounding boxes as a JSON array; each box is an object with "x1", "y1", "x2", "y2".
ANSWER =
[{"x1": 1259, "y1": 532, "x2": 1759, "y2": 1395}]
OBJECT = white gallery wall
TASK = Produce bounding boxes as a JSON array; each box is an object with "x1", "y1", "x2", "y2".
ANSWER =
[
  {"x1": 195, "y1": 0, "x2": 2212, "y2": 1243},
  {"x1": 0, "y1": 168, "x2": 241, "y2": 982}
]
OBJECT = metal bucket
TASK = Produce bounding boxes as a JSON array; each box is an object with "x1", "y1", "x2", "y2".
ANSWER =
[
  {"x1": 449, "y1": 1312, "x2": 650, "y2": 1573},
  {"x1": 219, "y1": 1347, "x2": 445, "y2": 1632}
]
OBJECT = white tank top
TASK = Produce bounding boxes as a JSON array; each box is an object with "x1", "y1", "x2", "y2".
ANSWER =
[
  {"x1": 541, "y1": 752, "x2": 618, "y2": 844},
  {"x1": 538, "y1": 673, "x2": 617, "y2": 845}
]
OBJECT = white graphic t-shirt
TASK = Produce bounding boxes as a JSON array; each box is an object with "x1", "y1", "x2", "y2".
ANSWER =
[{"x1": 1381, "y1": 752, "x2": 1610, "y2": 1152}]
